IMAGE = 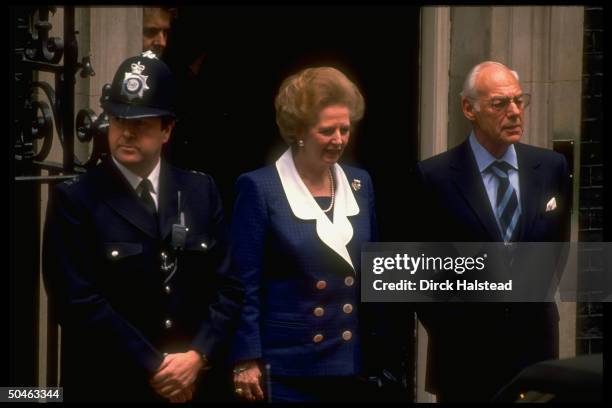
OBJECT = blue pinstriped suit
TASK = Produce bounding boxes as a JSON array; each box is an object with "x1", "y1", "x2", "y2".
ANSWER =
[{"x1": 229, "y1": 161, "x2": 377, "y2": 384}]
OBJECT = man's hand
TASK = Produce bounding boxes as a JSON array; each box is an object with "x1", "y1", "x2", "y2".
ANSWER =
[
  {"x1": 150, "y1": 350, "x2": 203, "y2": 402},
  {"x1": 233, "y1": 360, "x2": 264, "y2": 401}
]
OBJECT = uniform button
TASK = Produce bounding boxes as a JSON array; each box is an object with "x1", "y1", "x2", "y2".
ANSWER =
[
  {"x1": 201, "y1": 242, "x2": 208, "y2": 249},
  {"x1": 313, "y1": 334, "x2": 324, "y2": 343},
  {"x1": 342, "y1": 330, "x2": 353, "y2": 341},
  {"x1": 164, "y1": 286, "x2": 171, "y2": 294},
  {"x1": 111, "y1": 250, "x2": 119, "y2": 257},
  {"x1": 316, "y1": 280, "x2": 327, "y2": 290},
  {"x1": 343, "y1": 304, "x2": 353, "y2": 314},
  {"x1": 344, "y1": 276, "x2": 354, "y2": 287},
  {"x1": 313, "y1": 307, "x2": 325, "y2": 317},
  {"x1": 164, "y1": 319, "x2": 173, "y2": 329}
]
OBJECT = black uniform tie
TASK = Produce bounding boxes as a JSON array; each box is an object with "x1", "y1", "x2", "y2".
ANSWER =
[{"x1": 138, "y1": 179, "x2": 157, "y2": 217}]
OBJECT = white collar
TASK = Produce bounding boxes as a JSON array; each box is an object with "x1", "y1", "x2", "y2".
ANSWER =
[
  {"x1": 112, "y1": 156, "x2": 161, "y2": 195},
  {"x1": 275, "y1": 148, "x2": 360, "y2": 271}
]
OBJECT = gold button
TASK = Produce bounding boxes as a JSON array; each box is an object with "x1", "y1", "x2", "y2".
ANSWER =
[
  {"x1": 164, "y1": 286, "x2": 171, "y2": 294},
  {"x1": 164, "y1": 319, "x2": 173, "y2": 329},
  {"x1": 313, "y1": 334, "x2": 324, "y2": 343},
  {"x1": 111, "y1": 250, "x2": 119, "y2": 257},
  {"x1": 313, "y1": 307, "x2": 325, "y2": 317},
  {"x1": 343, "y1": 304, "x2": 353, "y2": 314},
  {"x1": 344, "y1": 276, "x2": 354, "y2": 287},
  {"x1": 342, "y1": 330, "x2": 352, "y2": 341},
  {"x1": 316, "y1": 280, "x2": 327, "y2": 290}
]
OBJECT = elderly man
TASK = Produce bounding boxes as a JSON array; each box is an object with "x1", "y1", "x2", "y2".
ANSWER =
[
  {"x1": 42, "y1": 51, "x2": 243, "y2": 402},
  {"x1": 415, "y1": 61, "x2": 570, "y2": 402}
]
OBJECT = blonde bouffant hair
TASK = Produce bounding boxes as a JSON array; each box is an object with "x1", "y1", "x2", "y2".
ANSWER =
[{"x1": 275, "y1": 67, "x2": 365, "y2": 145}]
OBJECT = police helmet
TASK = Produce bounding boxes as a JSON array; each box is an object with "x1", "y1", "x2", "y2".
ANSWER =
[{"x1": 102, "y1": 50, "x2": 176, "y2": 119}]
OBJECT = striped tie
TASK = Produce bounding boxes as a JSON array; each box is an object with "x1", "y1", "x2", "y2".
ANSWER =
[{"x1": 489, "y1": 161, "x2": 521, "y2": 242}]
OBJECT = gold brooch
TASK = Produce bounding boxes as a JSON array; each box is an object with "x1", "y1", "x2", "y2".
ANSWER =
[{"x1": 351, "y1": 179, "x2": 361, "y2": 191}]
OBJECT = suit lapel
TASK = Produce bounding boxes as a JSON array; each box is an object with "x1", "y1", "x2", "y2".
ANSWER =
[
  {"x1": 516, "y1": 143, "x2": 543, "y2": 241},
  {"x1": 158, "y1": 161, "x2": 180, "y2": 241},
  {"x1": 100, "y1": 159, "x2": 158, "y2": 238},
  {"x1": 451, "y1": 141, "x2": 502, "y2": 241}
]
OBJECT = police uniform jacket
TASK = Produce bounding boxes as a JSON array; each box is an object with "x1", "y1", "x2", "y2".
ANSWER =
[
  {"x1": 230, "y1": 149, "x2": 377, "y2": 377},
  {"x1": 42, "y1": 158, "x2": 244, "y2": 401}
]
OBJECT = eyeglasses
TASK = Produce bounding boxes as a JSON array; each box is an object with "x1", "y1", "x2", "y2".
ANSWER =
[{"x1": 472, "y1": 93, "x2": 531, "y2": 112}]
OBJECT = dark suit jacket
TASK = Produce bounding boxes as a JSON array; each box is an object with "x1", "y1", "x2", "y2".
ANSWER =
[
  {"x1": 415, "y1": 140, "x2": 570, "y2": 402},
  {"x1": 42, "y1": 158, "x2": 244, "y2": 402},
  {"x1": 229, "y1": 162, "x2": 378, "y2": 379}
]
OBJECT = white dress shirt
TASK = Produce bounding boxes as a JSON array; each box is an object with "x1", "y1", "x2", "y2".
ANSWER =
[{"x1": 112, "y1": 156, "x2": 161, "y2": 210}]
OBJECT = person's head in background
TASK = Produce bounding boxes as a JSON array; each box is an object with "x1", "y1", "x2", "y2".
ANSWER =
[{"x1": 143, "y1": 7, "x2": 177, "y2": 57}]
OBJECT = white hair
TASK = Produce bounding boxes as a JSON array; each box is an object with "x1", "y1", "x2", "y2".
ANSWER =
[{"x1": 460, "y1": 61, "x2": 519, "y2": 110}]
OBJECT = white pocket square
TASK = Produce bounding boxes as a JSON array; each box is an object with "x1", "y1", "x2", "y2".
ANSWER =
[{"x1": 545, "y1": 197, "x2": 557, "y2": 212}]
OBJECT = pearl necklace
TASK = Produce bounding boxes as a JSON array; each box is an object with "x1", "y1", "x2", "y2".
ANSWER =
[{"x1": 322, "y1": 169, "x2": 335, "y2": 213}]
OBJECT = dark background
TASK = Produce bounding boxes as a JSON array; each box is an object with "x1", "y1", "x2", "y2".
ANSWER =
[{"x1": 162, "y1": 5, "x2": 421, "y2": 241}]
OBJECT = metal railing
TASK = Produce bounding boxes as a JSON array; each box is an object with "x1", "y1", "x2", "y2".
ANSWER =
[
  {"x1": 10, "y1": 6, "x2": 108, "y2": 387},
  {"x1": 12, "y1": 6, "x2": 109, "y2": 183}
]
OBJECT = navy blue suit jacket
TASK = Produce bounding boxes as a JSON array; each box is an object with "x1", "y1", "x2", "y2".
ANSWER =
[
  {"x1": 229, "y1": 163, "x2": 377, "y2": 377},
  {"x1": 415, "y1": 140, "x2": 570, "y2": 401},
  {"x1": 42, "y1": 158, "x2": 244, "y2": 402}
]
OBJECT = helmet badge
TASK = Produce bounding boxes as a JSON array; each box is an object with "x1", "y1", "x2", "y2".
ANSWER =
[{"x1": 121, "y1": 61, "x2": 149, "y2": 100}]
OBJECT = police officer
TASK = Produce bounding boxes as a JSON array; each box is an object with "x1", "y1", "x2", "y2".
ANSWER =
[{"x1": 42, "y1": 51, "x2": 244, "y2": 402}]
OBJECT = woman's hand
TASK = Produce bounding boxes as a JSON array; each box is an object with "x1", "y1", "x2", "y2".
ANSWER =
[{"x1": 233, "y1": 360, "x2": 265, "y2": 401}]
